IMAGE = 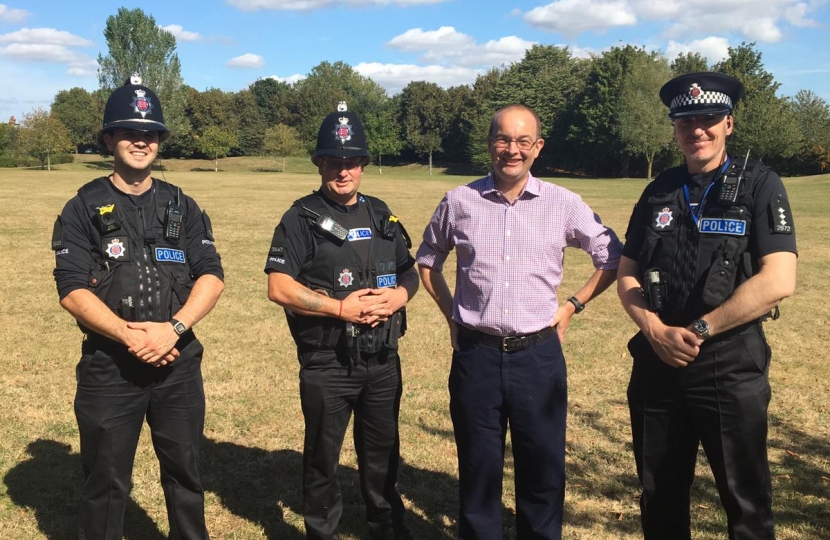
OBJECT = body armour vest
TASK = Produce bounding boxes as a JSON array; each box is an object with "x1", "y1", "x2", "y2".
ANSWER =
[
  {"x1": 287, "y1": 192, "x2": 406, "y2": 354},
  {"x1": 78, "y1": 177, "x2": 193, "y2": 325},
  {"x1": 636, "y1": 158, "x2": 764, "y2": 326}
]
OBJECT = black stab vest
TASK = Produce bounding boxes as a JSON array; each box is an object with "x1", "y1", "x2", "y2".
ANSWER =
[
  {"x1": 286, "y1": 192, "x2": 404, "y2": 352},
  {"x1": 78, "y1": 177, "x2": 193, "y2": 324},
  {"x1": 636, "y1": 159, "x2": 764, "y2": 326}
]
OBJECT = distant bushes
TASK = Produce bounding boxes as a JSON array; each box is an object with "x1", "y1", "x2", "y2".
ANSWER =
[{"x1": 0, "y1": 153, "x2": 74, "y2": 168}]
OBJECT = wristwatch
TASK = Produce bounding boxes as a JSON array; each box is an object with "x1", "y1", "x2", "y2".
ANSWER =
[
  {"x1": 567, "y1": 296, "x2": 585, "y2": 314},
  {"x1": 691, "y1": 318, "x2": 710, "y2": 339},
  {"x1": 170, "y1": 318, "x2": 187, "y2": 336}
]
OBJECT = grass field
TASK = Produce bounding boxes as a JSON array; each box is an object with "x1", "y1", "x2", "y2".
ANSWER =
[{"x1": 0, "y1": 156, "x2": 827, "y2": 539}]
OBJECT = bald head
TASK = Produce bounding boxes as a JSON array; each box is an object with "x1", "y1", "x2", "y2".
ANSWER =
[{"x1": 489, "y1": 105, "x2": 542, "y2": 140}]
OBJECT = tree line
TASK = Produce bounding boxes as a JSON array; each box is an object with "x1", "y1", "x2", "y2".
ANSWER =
[{"x1": 3, "y1": 7, "x2": 829, "y2": 177}]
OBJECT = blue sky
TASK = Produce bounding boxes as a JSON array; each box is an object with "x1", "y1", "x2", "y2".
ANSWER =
[{"x1": 1, "y1": 0, "x2": 829, "y2": 124}]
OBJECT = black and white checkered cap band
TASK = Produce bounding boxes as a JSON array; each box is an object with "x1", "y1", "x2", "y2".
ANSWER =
[{"x1": 671, "y1": 90, "x2": 732, "y2": 111}]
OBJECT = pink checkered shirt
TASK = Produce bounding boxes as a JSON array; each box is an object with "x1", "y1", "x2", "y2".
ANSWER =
[{"x1": 416, "y1": 173, "x2": 622, "y2": 336}]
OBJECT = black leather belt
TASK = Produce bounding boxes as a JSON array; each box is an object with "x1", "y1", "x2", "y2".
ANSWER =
[{"x1": 465, "y1": 326, "x2": 556, "y2": 352}]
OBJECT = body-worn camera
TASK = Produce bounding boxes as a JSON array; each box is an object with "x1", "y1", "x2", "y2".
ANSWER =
[{"x1": 643, "y1": 268, "x2": 667, "y2": 312}]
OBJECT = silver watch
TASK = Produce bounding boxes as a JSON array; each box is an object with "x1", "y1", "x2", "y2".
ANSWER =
[
  {"x1": 170, "y1": 318, "x2": 187, "y2": 336},
  {"x1": 692, "y1": 318, "x2": 710, "y2": 339}
]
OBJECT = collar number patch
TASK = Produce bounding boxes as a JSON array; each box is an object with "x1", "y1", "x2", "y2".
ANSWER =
[{"x1": 770, "y1": 197, "x2": 793, "y2": 234}]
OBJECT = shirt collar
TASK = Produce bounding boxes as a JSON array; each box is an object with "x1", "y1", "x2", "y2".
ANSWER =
[{"x1": 482, "y1": 172, "x2": 542, "y2": 199}]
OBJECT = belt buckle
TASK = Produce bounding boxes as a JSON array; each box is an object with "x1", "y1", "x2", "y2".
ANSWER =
[{"x1": 502, "y1": 336, "x2": 524, "y2": 352}]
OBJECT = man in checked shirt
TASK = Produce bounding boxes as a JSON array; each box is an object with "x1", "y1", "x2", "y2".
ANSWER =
[{"x1": 416, "y1": 104, "x2": 623, "y2": 540}]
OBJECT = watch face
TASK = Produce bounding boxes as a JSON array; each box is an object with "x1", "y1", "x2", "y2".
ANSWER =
[
  {"x1": 694, "y1": 319, "x2": 709, "y2": 336},
  {"x1": 173, "y1": 321, "x2": 186, "y2": 335}
]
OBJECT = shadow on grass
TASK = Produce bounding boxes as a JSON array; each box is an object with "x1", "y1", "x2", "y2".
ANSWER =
[
  {"x1": 3, "y1": 438, "x2": 166, "y2": 540},
  {"x1": 201, "y1": 437, "x2": 464, "y2": 539}
]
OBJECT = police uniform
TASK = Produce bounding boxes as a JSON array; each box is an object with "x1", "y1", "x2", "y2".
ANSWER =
[
  {"x1": 265, "y1": 105, "x2": 415, "y2": 540},
  {"x1": 622, "y1": 73, "x2": 797, "y2": 539},
  {"x1": 52, "y1": 77, "x2": 223, "y2": 540}
]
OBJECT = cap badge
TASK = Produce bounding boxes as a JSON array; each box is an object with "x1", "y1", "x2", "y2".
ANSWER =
[
  {"x1": 655, "y1": 207, "x2": 673, "y2": 229},
  {"x1": 689, "y1": 83, "x2": 701, "y2": 99},
  {"x1": 334, "y1": 116, "x2": 352, "y2": 145},
  {"x1": 132, "y1": 89, "x2": 153, "y2": 118}
]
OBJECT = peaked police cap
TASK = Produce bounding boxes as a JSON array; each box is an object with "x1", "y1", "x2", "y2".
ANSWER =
[
  {"x1": 660, "y1": 72, "x2": 745, "y2": 119},
  {"x1": 97, "y1": 74, "x2": 170, "y2": 145},
  {"x1": 311, "y1": 101, "x2": 371, "y2": 164}
]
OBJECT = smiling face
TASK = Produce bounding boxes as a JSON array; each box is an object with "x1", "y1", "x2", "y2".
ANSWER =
[
  {"x1": 673, "y1": 114, "x2": 733, "y2": 174},
  {"x1": 487, "y1": 106, "x2": 544, "y2": 190},
  {"x1": 317, "y1": 156, "x2": 365, "y2": 206},
  {"x1": 103, "y1": 128, "x2": 160, "y2": 173}
]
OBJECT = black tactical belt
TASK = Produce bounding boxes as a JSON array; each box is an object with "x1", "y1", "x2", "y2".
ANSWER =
[{"x1": 467, "y1": 326, "x2": 556, "y2": 352}]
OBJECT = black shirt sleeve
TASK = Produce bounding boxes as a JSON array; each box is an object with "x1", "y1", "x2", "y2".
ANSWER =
[
  {"x1": 182, "y1": 194, "x2": 224, "y2": 281},
  {"x1": 748, "y1": 168, "x2": 798, "y2": 258},
  {"x1": 393, "y1": 218, "x2": 416, "y2": 275},
  {"x1": 53, "y1": 196, "x2": 96, "y2": 300},
  {"x1": 264, "y1": 206, "x2": 310, "y2": 279},
  {"x1": 622, "y1": 186, "x2": 655, "y2": 260}
]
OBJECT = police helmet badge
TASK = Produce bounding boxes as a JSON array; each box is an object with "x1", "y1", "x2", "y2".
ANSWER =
[
  {"x1": 106, "y1": 238, "x2": 126, "y2": 259},
  {"x1": 655, "y1": 207, "x2": 673, "y2": 229},
  {"x1": 131, "y1": 88, "x2": 153, "y2": 118},
  {"x1": 338, "y1": 268, "x2": 354, "y2": 288},
  {"x1": 334, "y1": 116, "x2": 352, "y2": 145}
]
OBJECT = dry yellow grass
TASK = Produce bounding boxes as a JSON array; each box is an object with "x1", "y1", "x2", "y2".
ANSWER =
[{"x1": 0, "y1": 158, "x2": 827, "y2": 539}]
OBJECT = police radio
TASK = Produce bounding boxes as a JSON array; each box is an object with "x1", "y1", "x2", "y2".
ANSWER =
[
  {"x1": 301, "y1": 206, "x2": 349, "y2": 241},
  {"x1": 718, "y1": 149, "x2": 750, "y2": 205},
  {"x1": 164, "y1": 200, "x2": 184, "y2": 242}
]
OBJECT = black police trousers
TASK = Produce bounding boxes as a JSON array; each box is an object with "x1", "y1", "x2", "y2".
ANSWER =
[
  {"x1": 298, "y1": 346, "x2": 408, "y2": 540},
  {"x1": 627, "y1": 324, "x2": 774, "y2": 540},
  {"x1": 74, "y1": 334, "x2": 208, "y2": 540}
]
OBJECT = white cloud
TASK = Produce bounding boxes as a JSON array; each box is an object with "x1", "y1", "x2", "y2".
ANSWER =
[
  {"x1": 227, "y1": 53, "x2": 265, "y2": 68},
  {"x1": 665, "y1": 37, "x2": 731, "y2": 66},
  {"x1": 387, "y1": 26, "x2": 535, "y2": 68},
  {"x1": 161, "y1": 24, "x2": 202, "y2": 42},
  {"x1": 355, "y1": 62, "x2": 480, "y2": 94},
  {"x1": 0, "y1": 28, "x2": 93, "y2": 47},
  {"x1": 525, "y1": 0, "x2": 822, "y2": 44},
  {"x1": 525, "y1": 0, "x2": 637, "y2": 35},
  {"x1": 0, "y1": 27, "x2": 95, "y2": 76},
  {"x1": 0, "y1": 4, "x2": 28, "y2": 23},
  {"x1": 226, "y1": 0, "x2": 446, "y2": 11}
]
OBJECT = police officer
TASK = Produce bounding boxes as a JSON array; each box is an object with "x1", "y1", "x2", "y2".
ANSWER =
[
  {"x1": 52, "y1": 75, "x2": 225, "y2": 540},
  {"x1": 617, "y1": 72, "x2": 797, "y2": 539},
  {"x1": 265, "y1": 102, "x2": 419, "y2": 540}
]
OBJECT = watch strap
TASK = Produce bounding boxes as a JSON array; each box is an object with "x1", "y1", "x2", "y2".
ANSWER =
[{"x1": 567, "y1": 296, "x2": 585, "y2": 314}]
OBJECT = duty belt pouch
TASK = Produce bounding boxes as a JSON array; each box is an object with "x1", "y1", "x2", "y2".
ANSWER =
[
  {"x1": 702, "y1": 238, "x2": 740, "y2": 307},
  {"x1": 385, "y1": 310, "x2": 405, "y2": 349}
]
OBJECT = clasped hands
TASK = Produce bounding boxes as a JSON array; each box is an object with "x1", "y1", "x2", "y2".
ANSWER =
[
  {"x1": 123, "y1": 321, "x2": 181, "y2": 368},
  {"x1": 340, "y1": 288, "x2": 401, "y2": 326}
]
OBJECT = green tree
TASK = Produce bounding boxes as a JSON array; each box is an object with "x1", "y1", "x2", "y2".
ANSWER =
[
  {"x1": 399, "y1": 81, "x2": 450, "y2": 175},
  {"x1": 51, "y1": 87, "x2": 98, "y2": 152},
  {"x1": 0, "y1": 123, "x2": 15, "y2": 154},
  {"x1": 249, "y1": 77, "x2": 297, "y2": 127},
  {"x1": 618, "y1": 53, "x2": 674, "y2": 180},
  {"x1": 788, "y1": 90, "x2": 830, "y2": 174},
  {"x1": 568, "y1": 45, "x2": 654, "y2": 176},
  {"x1": 197, "y1": 125, "x2": 237, "y2": 172},
  {"x1": 465, "y1": 68, "x2": 504, "y2": 174},
  {"x1": 364, "y1": 98, "x2": 403, "y2": 174},
  {"x1": 670, "y1": 52, "x2": 709, "y2": 75},
  {"x1": 715, "y1": 43, "x2": 800, "y2": 164},
  {"x1": 97, "y1": 7, "x2": 188, "y2": 156},
  {"x1": 263, "y1": 124, "x2": 305, "y2": 171},
  {"x1": 232, "y1": 89, "x2": 267, "y2": 156},
  {"x1": 17, "y1": 108, "x2": 73, "y2": 170}
]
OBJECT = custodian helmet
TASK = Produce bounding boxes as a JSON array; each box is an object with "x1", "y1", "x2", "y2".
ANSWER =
[
  {"x1": 311, "y1": 101, "x2": 370, "y2": 165},
  {"x1": 97, "y1": 74, "x2": 170, "y2": 145}
]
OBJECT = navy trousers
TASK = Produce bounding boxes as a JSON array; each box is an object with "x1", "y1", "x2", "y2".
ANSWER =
[
  {"x1": 74, "y1": 334, "x2": 208, "y2": 540},
  {"x1": 299, "y1": 347, "x2": 408, "y2": 540},
  {"x1": 627, "y1": 325, "x2": 774, "y2": 540},
  {"x1": 450, "y1": 327, "x2": 568, "y2": 540}
]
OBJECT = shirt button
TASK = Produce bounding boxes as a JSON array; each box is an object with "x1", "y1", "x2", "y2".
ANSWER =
[
  {"x1": 504, "y1": 309, "x2": 509, "y2": 314},
  {"x1": 505, "y1": 282, "x2": 509, "y2": 288},
  {"x1": 505, "y1": 256, "x2": 510, "y2": 262},
  {"x1": 506, "y1": 230, "x2": 511, "y2": 236}
]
